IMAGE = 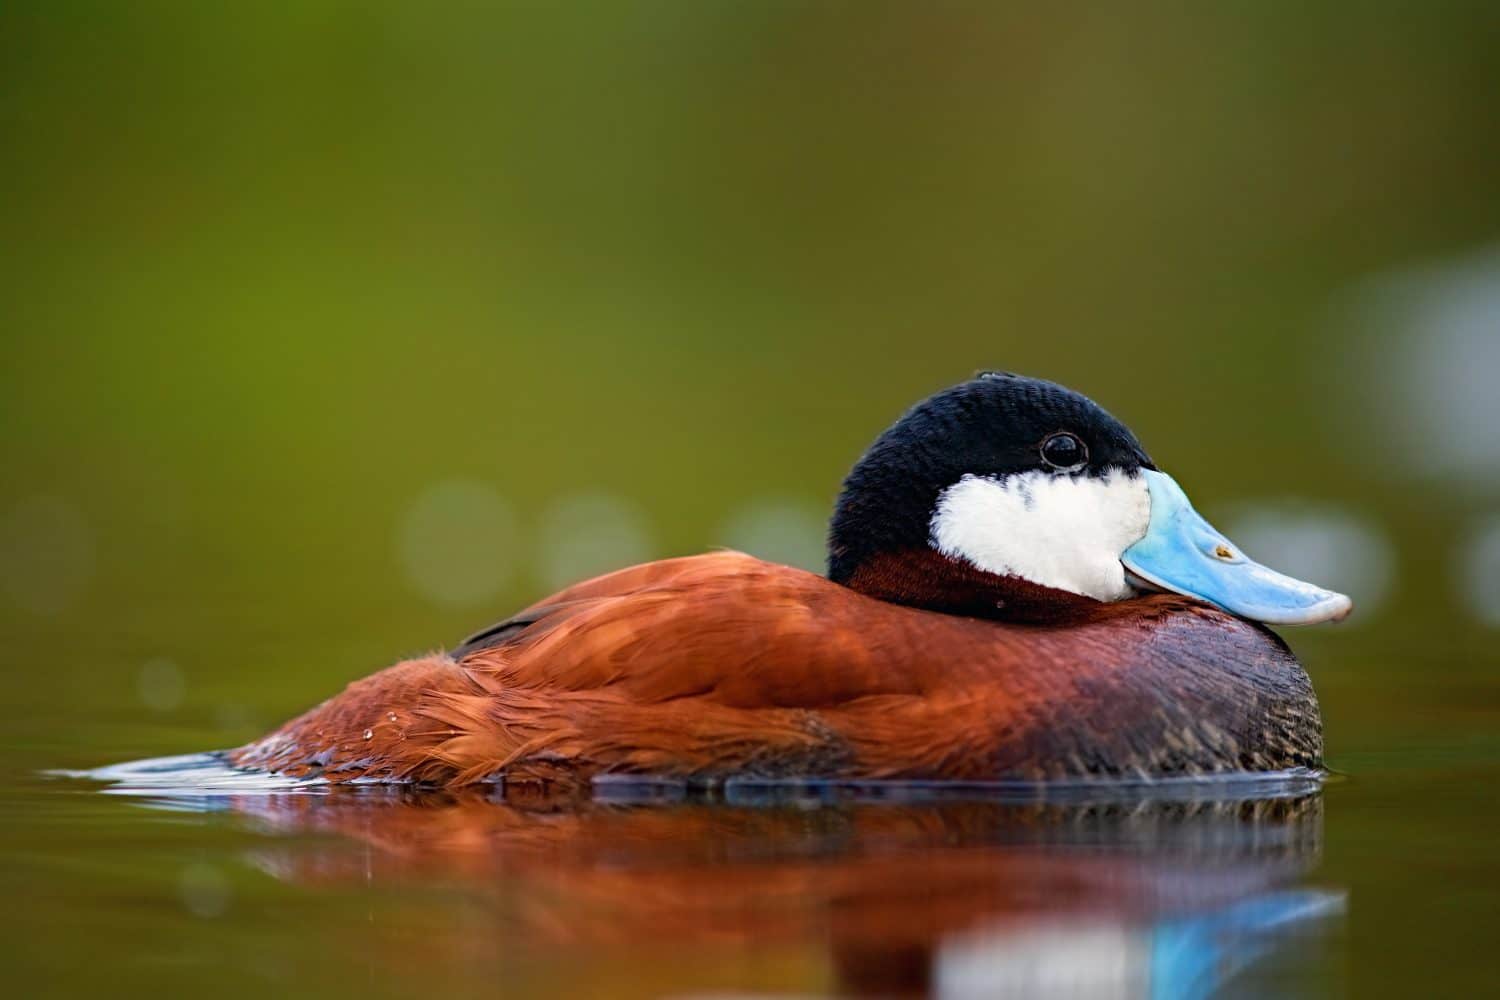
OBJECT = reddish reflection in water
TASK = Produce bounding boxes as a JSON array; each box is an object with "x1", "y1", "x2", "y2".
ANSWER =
[{"x1": 177, "y1": 780, "x2": 1341, "y2": 998}]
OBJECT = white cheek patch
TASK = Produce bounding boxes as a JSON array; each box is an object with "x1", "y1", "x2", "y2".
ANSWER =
[{"x1": 928, "y1": 469, "x2": 1151, "y2": 601}]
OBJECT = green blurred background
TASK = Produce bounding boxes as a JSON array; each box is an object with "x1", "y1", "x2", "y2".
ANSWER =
[{"x1": 3, "y1": 3, "x2": 1499, "y2": 997}]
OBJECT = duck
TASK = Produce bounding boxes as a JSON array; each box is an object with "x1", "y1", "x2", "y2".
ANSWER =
[{"x1": 230, "y1": 372, "x2": 1351, "y2": 788}]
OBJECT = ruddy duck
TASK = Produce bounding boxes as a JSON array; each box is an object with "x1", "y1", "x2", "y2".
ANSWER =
[{"x1": 232, "y1": 373, "x2": 1349, "y2": 787}]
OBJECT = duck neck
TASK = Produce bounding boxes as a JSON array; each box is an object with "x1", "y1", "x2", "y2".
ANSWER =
[{"x1": 838, "y1": 548, "x2": 1104, "y2": 623}]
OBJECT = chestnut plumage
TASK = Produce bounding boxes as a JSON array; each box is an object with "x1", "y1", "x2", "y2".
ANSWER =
[
  {"x1": 231, "y1": 375, "x2": 1336, "y2": 788},
  {"x1": 233, "y1": 553, "x2": 1321, "y2": 786}
]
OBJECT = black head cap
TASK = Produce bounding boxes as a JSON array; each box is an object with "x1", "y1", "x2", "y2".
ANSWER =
[{"x1": 826, "y1": 373, "x2": 1155, "y2": 583}]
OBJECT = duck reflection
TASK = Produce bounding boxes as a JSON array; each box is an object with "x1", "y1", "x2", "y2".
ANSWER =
[{"x1": 105, "y1": 764, "x2": 1340, "y2": 998}]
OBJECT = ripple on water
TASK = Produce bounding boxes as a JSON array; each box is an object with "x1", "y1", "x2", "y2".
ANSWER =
[{"x1": 59, "y1": 752, "x2": 1325, "y2": 810}]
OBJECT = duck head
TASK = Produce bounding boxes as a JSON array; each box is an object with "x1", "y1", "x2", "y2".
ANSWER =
[{"x1": 828, "y1": 372, "x2": 1352, "y2": 626}]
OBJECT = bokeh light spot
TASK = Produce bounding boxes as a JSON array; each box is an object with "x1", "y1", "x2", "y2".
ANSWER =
[
  {"x1": 137, "y1": 658, "x2": 185, "y2": 712},
  {"x1": 0, "y1": 495, "x2": 94, "y2": 615},
  {"x1": 397, "y1": 479, "x2": 517, "y2": 607},
  {"x1": 1220, "y1": 501, "x2": 1394, "y2": 622},
  {"x1": 178, "y1": 862, "x2": 231, "y2": 919},
  {"x1": 718, "y1": 497, "x2": 827, "y2": 572},
  {"x1": 536, "y1": 491, "x2": 654, "y2": 592},
  {"x1": 1459, "y1": 516, "x2": 1500, "y2": 628},
  {"x1": 1348, "y1": 244, "x2": 1500, "y2": 487}
]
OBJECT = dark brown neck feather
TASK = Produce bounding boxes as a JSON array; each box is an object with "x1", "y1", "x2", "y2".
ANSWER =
[{"x1": 841, "y1": 548, "x2": 1106, "y2": 624}]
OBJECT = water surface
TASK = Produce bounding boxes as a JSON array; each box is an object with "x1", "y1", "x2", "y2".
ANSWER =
[{"x1": 7, "y1": 652, "x2": 1498, "y2": 1000}]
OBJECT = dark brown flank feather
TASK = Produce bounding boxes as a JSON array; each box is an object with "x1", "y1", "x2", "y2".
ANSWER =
[{"x1": 230, "y1": 551, "x2": 1322, "y2": 788}]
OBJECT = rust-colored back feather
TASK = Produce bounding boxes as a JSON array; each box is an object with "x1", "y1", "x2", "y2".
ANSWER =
[{"x1": 232, "y1": 552, "x2": 1320, "y2": 787}]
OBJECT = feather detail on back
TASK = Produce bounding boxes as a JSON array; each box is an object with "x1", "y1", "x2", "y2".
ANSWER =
[{"x1": 231, "y1": 551, "x2": 1320, "y2": 787}]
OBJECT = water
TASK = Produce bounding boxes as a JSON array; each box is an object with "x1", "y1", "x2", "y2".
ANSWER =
[
  {"x1": 8, "y1": 664, "x2": 1498, "y2": 999},
  {"x1": 42, "y1": 759, "x2": 1346, "y2": 999}
]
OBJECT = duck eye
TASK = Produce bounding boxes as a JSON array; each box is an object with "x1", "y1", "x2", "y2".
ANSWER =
[{"x1": 1040, "y1": 431, "x2": 1088, "y2": 471}]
